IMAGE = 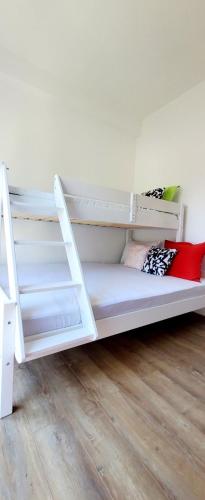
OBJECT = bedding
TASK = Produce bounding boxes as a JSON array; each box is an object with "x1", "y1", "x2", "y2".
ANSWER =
[
  {"x1": 142, "y1": 247, "x2": 177, "y2": 276},
  {"x1": 165, "y1": 240, "x2": 205, "y2": 281},
  {"x1": 163, "y1": 185, "x2": 180, "y2": 201},
  {"x1": 123, "y1": 241, "x2": 153, "y2": 270},
  {"x1": 121, "y1": 239, "x2": 162, "y2": 264},
  {"x1": 1, "y1": 262, "x2": 205, "y2": 336},
  {"x1": 142, "y1": 187, "x2": 165, "y2": 199}
]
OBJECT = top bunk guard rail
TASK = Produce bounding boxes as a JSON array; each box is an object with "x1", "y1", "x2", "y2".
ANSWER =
[{"x1": 7, "y1": 177, "x2": 182, "y2": 231}]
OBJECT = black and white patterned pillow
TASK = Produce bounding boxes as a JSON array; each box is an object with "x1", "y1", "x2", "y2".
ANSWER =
[
  {"x1": 142, "y1": 247, "x2": 177, "y2": 276},
  {"x1": 142, "y1": 187, "x2": 165, "y2": 199}
]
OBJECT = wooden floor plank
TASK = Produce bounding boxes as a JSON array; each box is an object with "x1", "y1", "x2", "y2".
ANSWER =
[
  {"x1": 14, "y1": 357, "x2": 110, "y2": 500},
  {"x1": 65, "y1": 344, "x2": 205, "y2": 499},
  {"x1": 100, "y1": 334, "x2": 197, "y2": 413},
  {"x1": 0, "y1": 313, "x2": 205, "y2": 499},
  {"x1": 129, "y1": 334, "x2": 205, "y2": 403},
  {"x1": 111, "y1": 360, "x2": 205, "y2": 471},
  {"x1": 42, "y1": 354, "x2": 166, "y2": 500},
  {"x1": 0, "y1": 413, "x2": 53, "y2": 500}
]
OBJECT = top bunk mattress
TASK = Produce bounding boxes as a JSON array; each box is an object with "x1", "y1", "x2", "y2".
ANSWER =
[{"x1": 1, "y1": 262, "x2": 205, "y2": 336}]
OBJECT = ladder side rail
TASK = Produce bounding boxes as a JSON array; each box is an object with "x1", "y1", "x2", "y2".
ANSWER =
[
  {"x1": 54, "y1": 175, "x2": 97, "y2": 339},
  {"x1": 0, "y1": 166, "x2": 8, "y2": 266},
  {"x1": 0, "y1": 163, "x2": 25, "y2": 362},
  {"x1": 0, "y1": 298, "x2": 16, "y2": 417},
  {"x1": 0, "y1": 167, "x2": 3, "y2": 265}
]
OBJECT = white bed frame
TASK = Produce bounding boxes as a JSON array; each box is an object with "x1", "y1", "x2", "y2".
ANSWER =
[{"x1": 0, "y1": 161, "x2": 205, "y2": 418}]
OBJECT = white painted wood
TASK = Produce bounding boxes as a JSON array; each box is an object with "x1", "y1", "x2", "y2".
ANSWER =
[
  {"x1": 65, "y1": 189, "x2": 179, "y2": 221},
  {"x1": 19, "y1": 281, "x2": 81, "y2": 294},
  {"x1": 1, "y1": 168, "x2": 98, "y2": 372},
  {"x1": 134, "y1": 209, "x2": 178, "y2": 230},
  {"x1": 8, "y1": 179, "x2": 181, "y2": 232},
  {"x1": 14, "y1": 240, "x2": 69, "y2": 247},
  {"x1": 10, "y1": 198, "x2": 54, "y2": 208},
  {"x1": 61, "y1": 178, "x2": 130, "y2": 204},
  {"x1": 9, "y1": 185, "x2": 53, "y2": 200},
  {"x1": 0, "y1": 287, "x2": 13, "y2": 303},
  {"x1": 135, "y1": 194, "x2": 180, "y2": 215},
  {"x1": 24, "y1": 326, "x2": 93, "y2": 361},
  {"x1": 67, "y1": 199, "x2": 130, "y2": 225},
  {"x1": 0, "y1": 169, "x2": 2, "y2": 264},
  {"x1": 61, "y1": 178, "x2": 131, "y2": 225},
  {"x1": 9, "y1": 188, "x2": 56, "y2": 220},
  {"x1": 176, "y1": 202, "x2": 185, "y2": 241},
  {"x1": 0, "y1": 300, "x2": 16, "y2": 418},
  {"x1": 130, "y1": 192, "x2": 136, "y2": 223},
  {"x1": 125, "y1": 229, "x2": 133, "y2": 244},
  {"x1": 10, "y1": 198, "x2": 57, "y2": 218},
  {"x1": 0, "y1": 163, "x2": 25, "y2": 363},
  {"x1": 24, "y1": 292, "x2": 205, "y2": 361},
  {"x1": 54, "y1": 175, "x2": 97, "y2": 340},
  {"x1": 96, "y1": 293, "x2": 205, "y2": 339}
]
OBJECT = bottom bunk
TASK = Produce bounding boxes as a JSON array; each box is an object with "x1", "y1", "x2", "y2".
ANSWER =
[
  {"x1": 1, "y1": 260, "x2": 205, "y2": 418},
  {"x1": 1, "y1": 261, "x2": 205, "y2": 339}
]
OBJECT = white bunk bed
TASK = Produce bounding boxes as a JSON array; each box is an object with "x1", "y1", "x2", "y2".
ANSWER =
[{"x1": 0, "y1": 161, "x2": 205, "y2": 418}]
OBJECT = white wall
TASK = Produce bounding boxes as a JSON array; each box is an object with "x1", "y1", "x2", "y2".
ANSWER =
[
  {"x1": 0, "y1": 73, "x2": 136, "y2": 192},
  {"x1": 0, "y1": 72, "x2": 137, "y2": 263},
  {"x1": 135, "y1": 81, "x2": 205, "y2": 247},
  {"x1": 134, "y1": 80, "x2": 205, "y2": 306}
]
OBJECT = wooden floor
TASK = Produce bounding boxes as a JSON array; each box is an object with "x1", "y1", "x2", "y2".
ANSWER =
[{"x1": 1, "y1": 313, "x2": 205, "y2": 499}]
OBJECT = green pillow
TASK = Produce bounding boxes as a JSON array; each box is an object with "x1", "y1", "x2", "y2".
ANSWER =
[{"x1": 163, "y1": 185, "x2": 180, "y2": 201}]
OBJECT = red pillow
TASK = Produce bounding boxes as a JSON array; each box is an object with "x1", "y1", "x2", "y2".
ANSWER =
[{"x1": 164, "y1": 240, "x2": 205, "y2": 281}]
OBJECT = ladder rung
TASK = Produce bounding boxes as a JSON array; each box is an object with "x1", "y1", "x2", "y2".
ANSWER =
[
  {"x1": 14, "y1": 240, "x2": 70, "y2": 247},
  {"x1": 19, "y1": 281, "x2": 81, "y2": 294},
  {"x1": 24, "y1": 326, "x2": 94, "y2": 361}
]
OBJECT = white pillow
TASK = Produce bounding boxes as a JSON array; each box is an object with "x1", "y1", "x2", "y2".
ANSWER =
[
  {"x1": 123, "y1": 242, "x2": 153, "y2": 270},
  {"x1": 121, "y1": 239, "x2": 163, "y2": 264}
]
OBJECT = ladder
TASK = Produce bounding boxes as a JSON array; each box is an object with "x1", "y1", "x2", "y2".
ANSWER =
[{"x1": 0, "y1": 163, "x2": 97, "y2": 363}]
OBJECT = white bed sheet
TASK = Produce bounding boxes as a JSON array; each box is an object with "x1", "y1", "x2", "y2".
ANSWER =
[{"x1": 1, "y1": 262, "x2": 205, "y2": 336}]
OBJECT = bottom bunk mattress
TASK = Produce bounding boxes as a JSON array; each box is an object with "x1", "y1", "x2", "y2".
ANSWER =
[{"x1": 1, "y1": 262, "x2": 205, "y2": 336}]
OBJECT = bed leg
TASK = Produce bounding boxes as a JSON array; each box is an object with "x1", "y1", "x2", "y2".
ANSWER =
[{"x1": 0, "y1": 302, "x2": 15, "y2": 418}]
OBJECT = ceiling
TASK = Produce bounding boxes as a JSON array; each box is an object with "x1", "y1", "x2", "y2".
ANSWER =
[{"x1": 1, "y1": 0, "x2": 205, "y2": 132}]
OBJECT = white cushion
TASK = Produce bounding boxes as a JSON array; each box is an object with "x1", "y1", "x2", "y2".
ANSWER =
[{"x1": 121, "y1": 239, "x2": 163, "y2": 265}]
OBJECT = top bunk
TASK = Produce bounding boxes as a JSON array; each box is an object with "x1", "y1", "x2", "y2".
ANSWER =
[{"x1": 8, "y1": 176, "x2": 182, "y2": 232}]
